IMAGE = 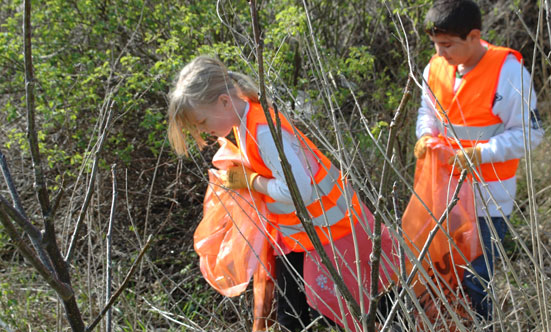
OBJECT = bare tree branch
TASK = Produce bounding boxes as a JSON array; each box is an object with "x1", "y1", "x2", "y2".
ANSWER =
[
  {"x1": 41, "y1": 187, "x2": 76, "y2": 289},
  {"x1": 0, "y1": 185, "x2": 42, "y2": 241},
  {"x1": 23, "y1": 0, "x2": 50, "y2": 216},
  {"x1": 0, "y1": 150, "x2": 27, "y2": 218},
  {"x1": 248, "y1": 0, "x2": 362, "y2": 322},
  {"x1": 0, "y1": 207, "x2": 72, "y2": 299},
  {"x1": 19, "y1": 1, "x2": 86, "y2": 330}
]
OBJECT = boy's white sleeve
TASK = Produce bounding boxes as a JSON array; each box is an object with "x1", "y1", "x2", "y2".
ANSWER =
[
  {"x1": 256, "y1": 126, "x2": 315, "y2": 205},
  {"x1": 416, "y1": 64, "x2": 441, "y2": 139},
  {"x1": 478, "y1": 55, "x2": 544, "y2": 163}
]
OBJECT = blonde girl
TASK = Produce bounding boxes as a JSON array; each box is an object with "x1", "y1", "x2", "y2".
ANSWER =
[{"x1": 168, "y1": 56, "x2": 384, "y2": 331}]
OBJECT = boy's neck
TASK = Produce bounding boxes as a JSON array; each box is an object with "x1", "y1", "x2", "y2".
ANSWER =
[{"x1": 458, "y1": 41, "x2": 487, "y2": 75}]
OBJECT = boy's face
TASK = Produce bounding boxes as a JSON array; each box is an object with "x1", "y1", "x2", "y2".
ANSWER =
[{"x1": 430, "y1": 31, "x2": 480, "y2": 67}]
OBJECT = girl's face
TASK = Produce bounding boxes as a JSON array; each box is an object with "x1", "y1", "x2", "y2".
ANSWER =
[{"x1": 189, "y1": 94, "x2": 241, "y2": 138}]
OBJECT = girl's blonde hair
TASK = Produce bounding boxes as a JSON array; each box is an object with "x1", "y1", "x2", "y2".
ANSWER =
[{"x1": 167, "y1": 56, "x2": 259, "y2": 156}]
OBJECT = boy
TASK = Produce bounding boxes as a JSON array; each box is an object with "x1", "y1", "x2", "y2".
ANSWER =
[{"x1": 414, "y1": 0, "x2": 544, "y2": 322}]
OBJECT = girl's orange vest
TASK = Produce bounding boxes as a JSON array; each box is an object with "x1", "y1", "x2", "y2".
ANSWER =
[
  {"x1": 427, "y1": 41, "x2": 522, "y2": 182},
  {"x1": 236, "y1": 101, "x2": 362, "y2": 252}
]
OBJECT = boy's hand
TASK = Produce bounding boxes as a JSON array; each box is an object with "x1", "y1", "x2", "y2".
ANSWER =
[
  {"x1": 221, "y1": 166, "x2": 259, "y2": 190},
  {"x1": 414, "y1": 135, "x2": 432, "y2": 159},
  {"x1": 448, "y1": 146, "x2": 482, "y2": 170}
]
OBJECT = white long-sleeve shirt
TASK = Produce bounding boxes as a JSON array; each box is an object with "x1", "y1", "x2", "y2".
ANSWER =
[
  {"x1": 237, "y1": 103, "x2": 319, "y2": 207},
  {"x1": 417, "y1": 54, "x2": 544, "y2": 217}
]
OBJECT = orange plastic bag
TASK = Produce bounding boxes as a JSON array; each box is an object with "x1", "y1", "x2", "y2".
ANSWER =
[
  {"x1": 402, "y1": 137, "x2": 481, "y2": 319},
  {"x1": 303, "y1": 205, "x2": 397, "y2": 330},
  {"x1": 194, "y1": 138, "x2": 275, "y2": 331}
]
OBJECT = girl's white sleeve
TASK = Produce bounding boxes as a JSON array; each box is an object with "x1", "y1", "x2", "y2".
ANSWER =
[
  {"x1": 256, "y1": 125, "x2": 316, "y2": 205},
  {"x1": 416, "y1": 64, "x2": 441, "y2": 139},
  {"x1": 478, "y1": 55, "x2": 544, "y2": 163}
]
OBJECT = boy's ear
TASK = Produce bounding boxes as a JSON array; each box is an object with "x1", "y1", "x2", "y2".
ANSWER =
[{"x1": 467, "y1": 29, "x2": 481, "y2": 42}]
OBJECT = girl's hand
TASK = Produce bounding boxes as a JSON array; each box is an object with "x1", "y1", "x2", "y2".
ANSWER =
[{"x1": 221, "y1": 166, "x2": 259, "y2": 190}]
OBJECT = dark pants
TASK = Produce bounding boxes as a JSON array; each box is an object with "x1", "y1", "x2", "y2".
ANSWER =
[
  {"x1": 462, "y1": 216, "x2": 508, "y2": 320},
  {"x1": 275, "y1": 251, "x2": 311, "y2": 332}
]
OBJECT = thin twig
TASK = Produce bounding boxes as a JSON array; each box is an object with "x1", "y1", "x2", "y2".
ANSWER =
[
  {"x1": 381, "y1": 170, "x2": 468, "y2": 332},
  {"x1": 525, "y1": 3, "x2": 550, "y2": 328},
  {"x1": 0, "y1": 150, "x2": 28, "y2": 218},
  {"x1": 106, "y1": 164, "x2": 117, "y2": 332},
  {"x1": 367, "y1": 77, "x2": 411, "y2": 332},
  {"x1": 86, "y1": 235, "x2": 152, "y2": 332},
  {"x1": 392, "y1": 182, "x2": 412, "y2": 318},
  {"x1": 66, "y1": 100, "x2": 116, "y2": 262},
  {"x1": 514, "y1": 7, "x2": 551, "y2": 68}
]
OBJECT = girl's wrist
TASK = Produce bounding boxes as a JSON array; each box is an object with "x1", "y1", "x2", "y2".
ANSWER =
[{"x1": 252, "y1": 175, "x2": 269, "y2": 195}]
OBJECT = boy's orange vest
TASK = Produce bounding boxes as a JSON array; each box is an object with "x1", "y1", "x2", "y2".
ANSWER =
[
  {"x1": 237, "y1": 101, "x2": 361, "y2": 252},
  {"x1": 427, "y1": 41, "x2": 522, "y2": 182}
]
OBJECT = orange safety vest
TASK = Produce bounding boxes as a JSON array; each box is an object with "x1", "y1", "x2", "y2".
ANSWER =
[
  {"x1": 427, "y1": 41, "x2": 522, "y2": 182},
  {"x1": 236, "y1": 101, "x2": 362, "y2": 252}
]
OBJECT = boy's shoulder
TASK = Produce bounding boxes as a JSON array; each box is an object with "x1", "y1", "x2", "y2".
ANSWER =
[{"x1": 498, "y1": 53, "x2": 530, "y2": 83}]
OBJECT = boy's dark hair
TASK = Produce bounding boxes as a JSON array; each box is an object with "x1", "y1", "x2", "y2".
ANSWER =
[{"x1": 425, "y1": 0, "x2": 482, "y2": 39}]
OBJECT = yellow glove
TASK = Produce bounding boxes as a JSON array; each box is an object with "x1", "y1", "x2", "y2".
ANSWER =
[
  {"x1": 414, "y1": 135, "x2": 432, "y2": 159},
  {"x1": 448, "y1": 146, "x2": 482, "y2": 170},
  {"x1": 220, "y1": 166, "x2": 259, "y2": 190}
]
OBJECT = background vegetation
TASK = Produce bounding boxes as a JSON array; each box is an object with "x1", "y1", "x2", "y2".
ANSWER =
[{"x1": 0, "y1": 0, "x2": 549, "y2": 331}]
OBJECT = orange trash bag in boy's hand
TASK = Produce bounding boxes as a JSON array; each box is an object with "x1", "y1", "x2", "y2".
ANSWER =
[
  {"x1": 402, "y1": 137, "x2": 482, "y2": 319},
  {"x1": 194, "y1": 137, "x2": 275, "y2": 331}
]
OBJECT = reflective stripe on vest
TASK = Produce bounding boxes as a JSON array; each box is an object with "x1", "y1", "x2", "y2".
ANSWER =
[
  {"x1": 272, "y1": 177, "x2": 356, "y2": 237},
  {"x1": 265, "y1": 160, "x2": 358, "y2": 235},
  {"x1": 240, "y1": 101, "x2": 359, "y2": 251},
  {"x1": 428, "y1": 41, "x2": 522, "y2": 182},
  {"x1": 266, "y1": 163, "x2": 340, "y2": 214},
  {"x1": 438, "y1": 122, "x2": 505, "y2": 141}
]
